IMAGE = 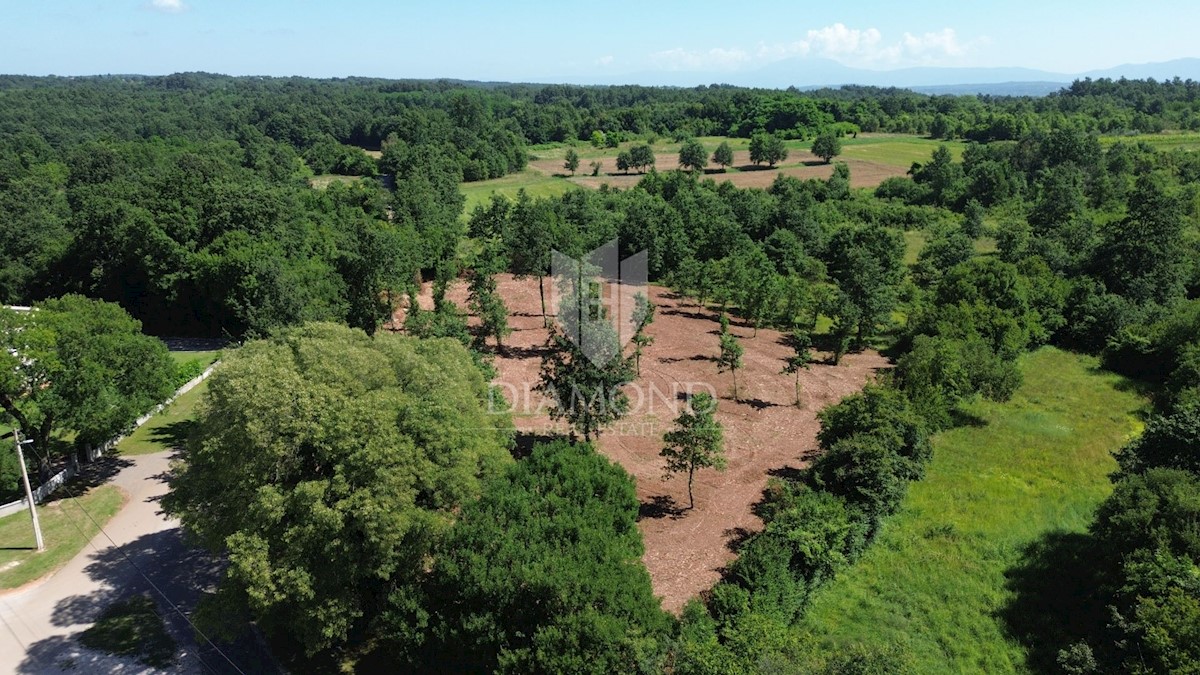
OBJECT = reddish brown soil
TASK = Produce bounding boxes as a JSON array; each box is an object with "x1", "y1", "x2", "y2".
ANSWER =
[
  {"x1": 530, "y1": 148, "x2": 905, "y2": 191},
  {"x1": 391, "y1": 275, "x2": 886, "y2": 612}
]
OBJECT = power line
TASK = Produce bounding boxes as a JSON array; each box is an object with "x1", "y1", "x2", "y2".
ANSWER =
[{"x1": 16, "y1": 441, "x2": 245, "y2": 675}]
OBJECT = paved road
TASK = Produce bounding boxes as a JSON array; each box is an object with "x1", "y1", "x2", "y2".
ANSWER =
[{"x1": 0, "y1": 452, "x2": 269, "y2": 674}]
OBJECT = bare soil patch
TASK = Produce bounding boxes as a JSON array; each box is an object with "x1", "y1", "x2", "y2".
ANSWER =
[{"x1": 391, "y1": 275, "x2": 886, "y2": 612}]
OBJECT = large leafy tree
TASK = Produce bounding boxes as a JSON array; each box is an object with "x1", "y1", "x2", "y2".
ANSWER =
[
  {"x1": 810, "y1": 133, "x2": 842, "y2": 164},
  {"x1": 749, "y1": 132, "x2": 788, "y2": 167},
  {"x1": 421, "y1": 440, "x2": 672, "y2": 672},
  {"x1": 0, "y1": 296, "x2": 174, "y2": 459},
  {"x1": 661, "y1": 392, "x2": 726, "y2": 509},
  {"x1": 826, "y1": 223, "x2": 905, "y2": 345},
  {"x1": 162, "y1": 323, "x2": 513, "y2": 661},
  {"x1": 678, "y1": 138, "x2": 708, "y2": 173},
  {"x1": 1096, "y1": 172, "x2": 1187, "y2": 305},
  {"x1": 712, "y1": 141, "x2": 735, "y2": 171},
  {"x1": 629, "y1": 144, "x2": 656, "y2": 173}
]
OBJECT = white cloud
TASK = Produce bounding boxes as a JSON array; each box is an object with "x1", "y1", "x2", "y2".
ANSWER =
[
  {"x1": 148, "y1": 0, "x2": 188, "y2": 13},
  {"x1": 653, "y1": 23, "x2": 977, "y2": 72},
  {"x1": 595, "y1": 55, "x2": 614, "y2": 67}
]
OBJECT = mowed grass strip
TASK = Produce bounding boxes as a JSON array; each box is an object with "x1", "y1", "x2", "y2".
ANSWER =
[
  {"x1": 116, "y1": 378, "x2": 208, "y2": 456},
  {"x1": 0, "y1": 485, "x2": 126, "y2": 589},
  {"x1": 167, "y1": 350, "x2": 220, "y2": 368},
  {"x1": 793, "y1": 347, "x2": 1145, "y2": 673}
]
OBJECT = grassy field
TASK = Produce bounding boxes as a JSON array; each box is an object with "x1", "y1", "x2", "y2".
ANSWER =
[
  {"x1": 0, "y1": 485, "x2": 125, "y2": 589},
  {"x1": 835, "y1": 134, "x2": 965, "y2": 167},
  {"x1": 309, "y1": 174, "x2": 364, "y2": 189},
  {"x1": 168, "y1": 350, "x2": 220, "y2": 368},
  {"x1": 460, "y1": 168, "x2": 579, "y2": 216},
  {"x1": 903, "y1": 229, "x2": 998, "y2": 266},
  {"x1": 793, "y1": 347, "x2": 1146, "y2": 673},
  {"x1": 459, "y1": 134, "x2": 961, "y2": 213},
  {"x1": 117, "y1": 379, "x2": 208, "y2": 456},
  {"x1": 1099, "y1": 131, "x2": 1200, "y2": 150}
]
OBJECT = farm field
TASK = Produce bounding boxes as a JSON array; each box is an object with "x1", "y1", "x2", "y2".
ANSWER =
[
  {"x1": 396, "y1": 274, "x2": 888, "y2": 612},
  {"x1": 792, "y1": 348, "x2": 1146, "y2": 673},
  {"x1": 457, "y1": 134, "x2": 964, "y2": 210}
]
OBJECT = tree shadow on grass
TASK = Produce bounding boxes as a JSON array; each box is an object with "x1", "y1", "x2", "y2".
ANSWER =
[
  {"x1": 998, "y1": 530, "x2": 1114, "y2": 674},
  {"x1": 41, "y1": 456, "x2": 134, "y2": 506},
  {"x1": 147, "y1": 420, "x2": 196, "y2": 452}
]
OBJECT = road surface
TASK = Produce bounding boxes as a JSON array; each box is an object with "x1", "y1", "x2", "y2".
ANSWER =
[{"x1": 0, "y1": 451, "x2": 270, "y2": 674}]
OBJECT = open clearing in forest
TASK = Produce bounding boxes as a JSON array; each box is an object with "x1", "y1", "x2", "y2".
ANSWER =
[
  {"x1": 793, "y1": 348, "x2": 1145, "y2": 673},
  {"x1": 457, "y1": 134, "x2": 964, "y2": 212},
  {"x1": 394, "y1": 275, "x2": 886, "y2": 612}
]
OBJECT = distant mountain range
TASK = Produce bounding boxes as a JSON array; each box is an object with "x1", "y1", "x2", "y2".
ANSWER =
[{"x1": 573, "y1": 57, "x2": 1200, "y2": 96}]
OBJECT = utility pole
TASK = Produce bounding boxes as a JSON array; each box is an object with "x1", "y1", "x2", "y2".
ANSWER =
[{"x1": 13, "y1": 428, "x2": 44, "y2": 552}]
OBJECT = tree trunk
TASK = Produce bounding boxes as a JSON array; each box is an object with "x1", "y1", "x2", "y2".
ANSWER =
[
  {"x1": 539, "y1": 275, "x2": 548, "y2": 327},
  {"x1": 732, "y1": 368, "x2": 739, "y2": 401},
  {"x1": 687, "y1": 469, "x2": 695, "y2": 510},
  {"x1": 795, "y1": 371, "x2": 802, "y2": 408}
]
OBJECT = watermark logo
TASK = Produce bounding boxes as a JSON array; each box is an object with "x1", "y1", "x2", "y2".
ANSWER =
[{"x1": 549, "y1": 238, "x2": 647, "y2": 365}]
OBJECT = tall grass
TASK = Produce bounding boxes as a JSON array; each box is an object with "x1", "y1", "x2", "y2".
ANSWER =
[{"x1": 793, "y1": 347, "x2": 1145, "y2": 673}]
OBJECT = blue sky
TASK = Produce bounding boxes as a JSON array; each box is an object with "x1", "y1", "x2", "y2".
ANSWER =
[{"x1": 3, "y1": 1, "x2": 1198, "y2": 82}]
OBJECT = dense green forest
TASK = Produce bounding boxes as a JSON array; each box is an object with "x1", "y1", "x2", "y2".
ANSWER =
[{"x1": 3, "y1": 73, "x2": 1200, "y2": 672}]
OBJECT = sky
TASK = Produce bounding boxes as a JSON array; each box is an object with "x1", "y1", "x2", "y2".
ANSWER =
[{"x1": 3, "y1": 1, "x2": 1199, "y2": 83}]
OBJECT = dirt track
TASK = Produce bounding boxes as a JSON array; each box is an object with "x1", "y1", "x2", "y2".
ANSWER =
[{"x1": 396, "y1": 275, "x2": 885, "y2": 612}]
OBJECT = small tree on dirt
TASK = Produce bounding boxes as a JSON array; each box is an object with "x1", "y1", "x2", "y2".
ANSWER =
[
  {"x1": 630, "y1": 292, "x2": 656, "y2": 376},
  {"x1": 564, "y1": 148, "x2": 580, "y2": 176},
  {"x1": 811, "y1": 132, "x2": 843, "y2": 164},
  {"x1": 678, "y1": 138, "x2": 708, "y2": 173},
  {"x1": 716, "y1": 316, "x2": 745, "y2": 401},
  {"x1": 712, "y1": 141, "x2": 734, "y2": 171},
  {"x1": 660, "y1": 392, "x2": 725, "y2": 510},
  {"x1": 589, "y1": 160, "x2": 603, "y2": 177},
  {"x1": 467, "y1": 244, "x2": 511, "y2": 350},
  {"x1": 781, "y1": 329, "x2": 815, "y2": 408},
  {"x1": 537, "y1": 272, "x2": 635, "y2": 441}
]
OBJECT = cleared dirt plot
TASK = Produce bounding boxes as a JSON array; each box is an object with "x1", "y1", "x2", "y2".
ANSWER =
[{"x1": 392, "y1": 275, "x2": 886, "y2": 611}]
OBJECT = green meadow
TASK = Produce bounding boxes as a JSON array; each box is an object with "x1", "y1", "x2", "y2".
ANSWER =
[{"x1": 793, "y1": 347, "x2": 1146, "y2": 673}]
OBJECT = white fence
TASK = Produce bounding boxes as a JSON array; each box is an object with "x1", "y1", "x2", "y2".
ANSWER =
[{"x1": 0, "y1": 361, "x2": 219, "y2": 519}]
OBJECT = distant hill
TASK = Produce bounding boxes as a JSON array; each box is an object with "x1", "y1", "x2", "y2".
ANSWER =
[{"x1": 575, "y1": 57, "x2": 1200, "y2": 96}]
